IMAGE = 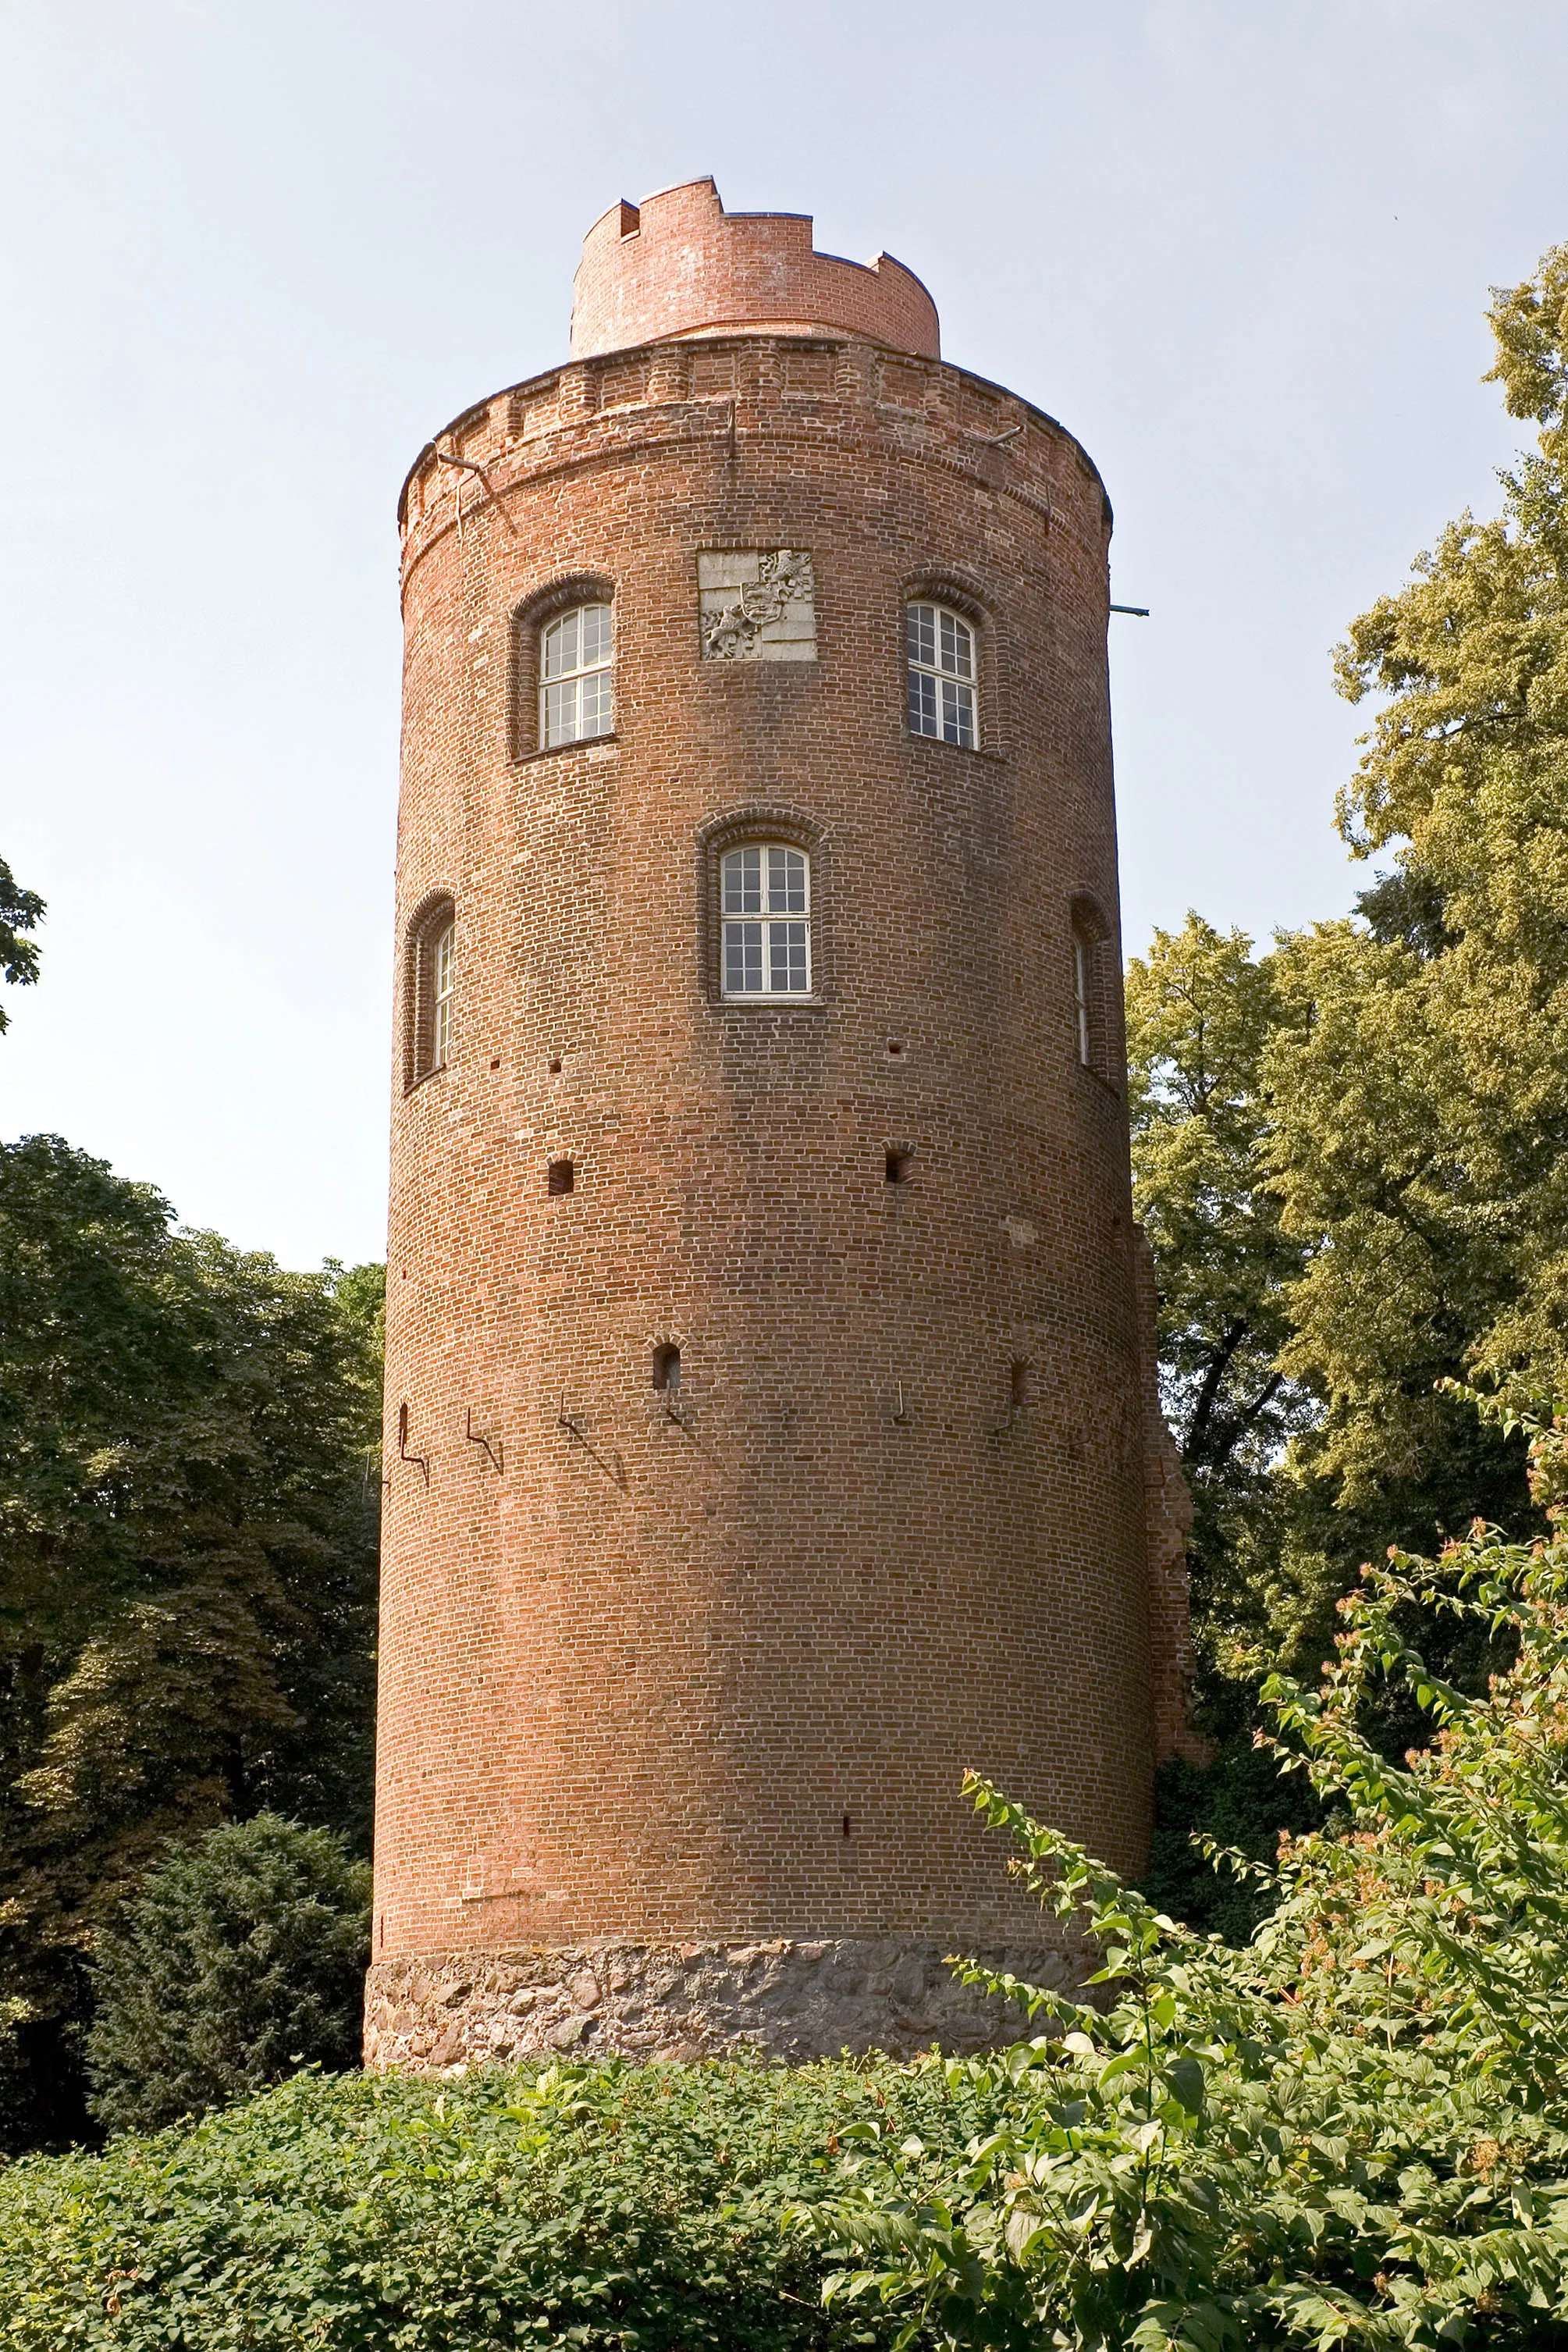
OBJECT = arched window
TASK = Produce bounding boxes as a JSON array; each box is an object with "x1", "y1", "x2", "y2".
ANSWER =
[
  {"x1": 404, "y1": 895, "x2": 456, "y2": 1087},
  {"x1": 540, "y1": 602, "x2": 613, "y2": 746},
  {"x1": 720, "y1": 844, "x2": 811, "y2": 998},
  {"x1": 906, "y1": 601, "x2": 976, "y2": 746}
]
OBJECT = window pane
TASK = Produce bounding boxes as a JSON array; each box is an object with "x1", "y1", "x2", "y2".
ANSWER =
[
  {"x1": 580, "y1": 604, "x2": 611, "y2": 667},
  {"x1": 769, "y1": 920, "x2": 809, "y2": 992},
  {"x1": 432, "y1": 923, "x2": 454, "y2": 1067},
  {"x1": 542, "y1": 610, "x2": 578, "y2": 678},
  {"x1": 906, "y1": 603, "x2": 935, "y2": 667},
  {"x1": 766, "y1": 846, "x2": 806, "y2": 913},
  {"x1": 544, "y1": 676, "x2": 577, "y2": 745},
  {"x1": 939, "y1": 609, "x2": 973, "y2": 678},
  {"x1": 908, "y1": 668, "x2": 938, "y2": 737},
  {"x1": 940, "y1": 678, "x2": 976, "y2": 747},
  {"x1": 722, "y1": 847, "x2": 763, "y2": 915},
  {"x1": 580, "y1": 667, "x2": 613, "y2": 735},
  {"x1": 542, "y1": 602, "x2": 613, "y2": 746},
  {"x1": 724, "y1": 921, "x2": 763, "y2": 992}
]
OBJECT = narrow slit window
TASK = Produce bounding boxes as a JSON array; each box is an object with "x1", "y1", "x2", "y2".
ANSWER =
[
  {"x1": 539, "y1": 603, "x2": 613, "y2": 746},
  {"x1": 720, "y1": 844, "x2": 811, "y2": 998},
  {"x1": 652, "y1": 1344, "x2": 681, "y2": 1393},
  {"x1": 547, "y1": 1158, "x2": 574, "y2": 1196},
  {"x1": 906, "y1": 602, "x2": 976, "y2": 746},
  {"x1": 405, "y1": 896, "x2": 457, "y2": 1087},
  {"x1": 1072, "y1": 936, "x2": 1093, "y2": 1067}
]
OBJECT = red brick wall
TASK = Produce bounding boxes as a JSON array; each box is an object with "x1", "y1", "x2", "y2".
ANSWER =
[
  {"x1": 377, "y1": 327, "x2": 1161, "y2": 1972},
  {"x1": 571, "y1": 179, "x2": 940, "y2": 361}
]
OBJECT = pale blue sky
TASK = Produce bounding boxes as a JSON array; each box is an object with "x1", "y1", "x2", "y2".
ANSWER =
[{"x1": 3, "y1": 0, "x2": 1565, "y2": 1267}]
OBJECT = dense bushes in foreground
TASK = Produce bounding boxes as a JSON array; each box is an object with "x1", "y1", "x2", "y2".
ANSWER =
[{"x1": 0, "y1": 2057, "x2": 997, "y2": 2350}]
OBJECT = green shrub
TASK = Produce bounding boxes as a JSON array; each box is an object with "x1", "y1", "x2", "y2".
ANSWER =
[
  {"x1": 803, "y1": 1390, "x2": 1568, "y2": 2349},
  {"x1": 0, "y1": 2056, "x2": 997, "y2": 2349},
  {"x1": 85, "y1": 1813, "x2": 370, "y2": 2135}
]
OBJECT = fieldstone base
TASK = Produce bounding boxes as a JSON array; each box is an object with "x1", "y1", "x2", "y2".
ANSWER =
[{"x1": 364, "y1": 1936, "x2": 1076, "y2": 2072}]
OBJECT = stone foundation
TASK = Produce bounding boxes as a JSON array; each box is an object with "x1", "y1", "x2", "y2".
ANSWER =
[{"x1": 364, "y1": 1937, "x2": 1076, "y2": 2072}]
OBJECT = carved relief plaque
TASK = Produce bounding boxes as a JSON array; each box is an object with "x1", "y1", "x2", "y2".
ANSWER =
[{"x1": 698, "y1": 550, "x2": 816, "y2": 660}]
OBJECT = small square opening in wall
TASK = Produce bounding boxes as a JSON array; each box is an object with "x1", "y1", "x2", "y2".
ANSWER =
[
  {"x1": 547, "y1": 1159, "x2": 574, "y2": 1197},
  {"x1": 885, "y1": 1148, "x2": 914, "y2": 1185}
]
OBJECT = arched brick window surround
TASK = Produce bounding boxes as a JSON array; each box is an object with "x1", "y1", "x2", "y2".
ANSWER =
[
  {"x1": 511, "y1": 573, "x2": 617, "y2": 760},
  {"x1": 697, "y1": 806, "x2": 828, "y2": 1007},
  {"x1": 403, "y1": 889, "x2": 457, "y2": 1092},
  {"x1": 1068, "y1": 889, "x2": 1118, "y2": 1091},
  {"x1": 900, "y1": 570, "x2": 1004, "y2": 755}
]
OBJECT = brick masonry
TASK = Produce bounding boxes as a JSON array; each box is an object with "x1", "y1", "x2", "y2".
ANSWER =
[
  {"x1": 571, "y1": 178, "x2": 940, "y2": 362},
  {"x1": 367, "y1": 181, "x2": 1194, "y2": 2069}
]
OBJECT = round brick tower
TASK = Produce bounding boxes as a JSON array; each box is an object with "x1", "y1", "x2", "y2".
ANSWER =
[{"x1": 366, "y1": 177, "x2": 1193, "y2": 2070}]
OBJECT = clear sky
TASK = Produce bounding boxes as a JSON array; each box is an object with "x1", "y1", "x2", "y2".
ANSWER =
[{"x1": 3, "y1": 0, "x2": 1565, "y2": 1269}]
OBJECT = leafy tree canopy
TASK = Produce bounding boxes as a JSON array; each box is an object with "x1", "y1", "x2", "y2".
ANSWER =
[
  {"x1": 1268, "y1": 242, "x2": 1568, "y2": 1521},
  {"x1": 1130, "y1": 248, "x2": 1568, "y2": 1926},
  {"x1": 1126, "y1": 916, "x2": 1317, "y2": 1706},
  {"x1": 0, "y1": 1133, "x2": 382, "y2": 2148},
  {"x1": 0, "y1": 856, "x2": 44, "y2": 1031}
]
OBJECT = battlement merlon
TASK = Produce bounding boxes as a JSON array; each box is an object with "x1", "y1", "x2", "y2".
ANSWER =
[{"x1": 570, "y1": 176, "x2": 940, "y2": 361}]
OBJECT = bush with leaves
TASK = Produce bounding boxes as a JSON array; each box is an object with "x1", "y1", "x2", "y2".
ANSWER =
[
  {"x1": 805, "y1": 1388, "x2": 1568, "y2": 2350},
  {"x1": 84, "y1": 1813, "x2": 371, "y2": 2135},
  {"x1": 0, "y1": 2055, "x2": 1002, "y2": 2350}
]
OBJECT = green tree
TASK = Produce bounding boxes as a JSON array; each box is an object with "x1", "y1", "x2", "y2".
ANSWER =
[
  {"x1": 1264, "y1": 240, "x2": 1568, "y2": 1539},
  {"x1": 0, "y1": 1134, "x2": 381, "y2": 2149},
  {"x1": 84, "y1": 1813, "x2": 370, "y2": 2136},
  {"x1": 1129, "y1": 249, "x2": 1568, "y2": 1926},
  {"x1": 0, "y1": 856, "x2": 44, "y2": 1031},
  {"x1": 1125, "y1": 919, "x2": 1328, "y2": 1936},
  {"x1": 1125, "y1": 916, "x2": 1317, "y2": 1699}
]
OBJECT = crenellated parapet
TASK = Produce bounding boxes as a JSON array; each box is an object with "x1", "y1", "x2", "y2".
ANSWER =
[{"x1": 569, "y1": 178, "x2": 940, "y2": 361}]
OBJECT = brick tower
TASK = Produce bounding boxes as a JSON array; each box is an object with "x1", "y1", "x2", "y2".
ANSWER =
[{"x1": 366, "y1": 179, "x2": 1192, "y2": 2070}]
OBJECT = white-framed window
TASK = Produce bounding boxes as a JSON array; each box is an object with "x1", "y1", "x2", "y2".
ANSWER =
[
  {"x1": 404, "y1": 893, "x2": 456, "y2": 1089},
  {"x1": 906, "y1": 601, "x2": 976, "y2": 746},
  {"x1": 540, "y1": 603, "x2": 613, "y2": 746},
  {"x1": 720, "y1": 844, "x2": 812, "y2": 998},
  {"x1": 432, "y1": 921, "x2": 455, "y2": 1069}
]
